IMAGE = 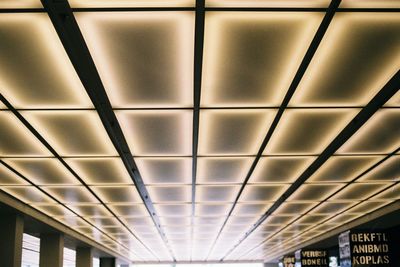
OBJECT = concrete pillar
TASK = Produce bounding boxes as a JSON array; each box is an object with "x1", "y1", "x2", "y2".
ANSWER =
[
  {"x1": 0, "y1": 213, "x2": 24, "y2": 267},
  {"x1": 100, "y1": 257, "x2": 116, "y2": 267},
  {"x1": 39, "y1": 233, "x2": 64, "y2": 267},
  {"x1": 76, "y1": 247, "x2": 93, "y2": 267}
]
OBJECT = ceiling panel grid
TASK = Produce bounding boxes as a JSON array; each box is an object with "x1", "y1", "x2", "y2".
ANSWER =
[{"x1": 0, "y1": 0, "x2": 399, "y2": 263}]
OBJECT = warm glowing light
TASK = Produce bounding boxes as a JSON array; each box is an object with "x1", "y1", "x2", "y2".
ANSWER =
[
  {"x1": 116, "y1": 110, "x2": 192, "y2": 156},
  {"x1": 70, "y1": 0, "x2": 194, "y2": 7},
  {"x1": 0, "y1": 14, "x2": 92, "y2": 108},
  {"x1": 22, "y1": 111, "x2": 117, "y2": 156},
  {"x1": 290, "y1": 13, "x2": 400, "y2": 107},
  {"x1": 205, "y1": 0, "x2": 329, "y2": 8},
  {"x1": 199, "y1": 109, "x2": 276, "y2": 155},
  {"x1": 75, "y1": 12, "x2": 194, "y2": 108},
  {"x1": 202, "y1": 12, "x2": 322, "y2": 107}
]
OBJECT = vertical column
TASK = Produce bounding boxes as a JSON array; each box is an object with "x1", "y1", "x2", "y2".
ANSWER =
[
  {"x1": 76, "y1": 247, "x2": 93, "y2": 267},
  {"x1": 0, "y1": 213, "x2": 24, "y2": 267},
  {"x1": 39, "y1": 233, "x2": 64, "y2": 267},
  {"x1": 100, "y1": 257, "x2": 116, "y2": 267}
]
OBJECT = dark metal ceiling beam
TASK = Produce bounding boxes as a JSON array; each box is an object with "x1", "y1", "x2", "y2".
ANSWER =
[
  {"x1": 205, "y1": 0, "x2": 342, "y2": 260},
  {"x1": 40, "y1": 0, "x2": 175, "y2": 261},
  {"x1": 221, "y1": 69, "x2": 400, "y2": 260}
]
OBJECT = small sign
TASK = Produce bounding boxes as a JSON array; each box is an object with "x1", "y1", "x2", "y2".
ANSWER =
[
  {"x1": 339, "y1": 230, "x2": 391, "y2": 267},
  {"x1": 283, "y1": 255, "x2": 296, "y2": 267}
]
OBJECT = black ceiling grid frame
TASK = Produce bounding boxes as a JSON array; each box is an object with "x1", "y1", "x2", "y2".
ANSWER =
[
  {"x1": 237, "y1": 146, "x2": 400, "y2": 260},
  {"x1": 40, "y1": 0, "x2": 176, "y2": 261},
  {"x1": 204, "y1": 0, "x2": 342, "y2": 260},
  {"x1": 0, "y1": 94, "x2": 157, "y2": 260},
  {"x1": 0, "y1": 159, "x2": 142, "y2": 261},
  {"x1": 191, "y1": 0, "x2": 205, "y2": 261},
  {"x1": 221, "y1": 68, "x2": 400, "y2": 260}
]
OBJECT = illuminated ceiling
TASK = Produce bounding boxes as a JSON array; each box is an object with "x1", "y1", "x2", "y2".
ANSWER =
[{"x1": 0, "y1": 0, "x2": 399, "y2": 264}]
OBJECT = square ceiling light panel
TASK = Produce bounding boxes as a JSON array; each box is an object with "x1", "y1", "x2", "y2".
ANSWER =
[
  {"x1": 265, "y1": 109, "x2": 358, "y2": 155},
  {"x1": 290, "y1": 13, "x2": 400, "y2": 107},
  {"x1": 42, "y1": 186, "x2": 100, "y2": 204},
  {"x1": 0, "y1": 164, "x2": 29, "y2": 185},
  {"x1": 0, "y1": 112, "x2": 50, "y2": 157},
  {"x1": 21, "y1": 111, "x2": 117, "y2": 156},
  {"x1": 32, "y1": 204, "x2": 76, "y2": 217},
  {"x1": 358, "y1": 156, "x2": 400, "y2": 182},
  {"x1": 0, "y1": 186, "x2": 55, "y2": 204},
  {"x1": 197, "y1": 157, "x2": 253, "y2": 184},
  {"x1": 199, "y1": 109, "x2": 276, "y2": 155},
  {"x1": 329, "y1": 183, "x2": 390, "y2": 201},
  {"x1": 0, "y1": 0, "x2": 42, "y2": 8},
  {"x1": 76, "y1": 12, "x2": 194, "y2": 108},
  {"x1": 154, "y1": 204, "x2": 192, "y2": 217},
  {"x1": 69, "y1": 0, "x2": 194, "y2": 7},
  {"x1": 249, "y1": 156, "x2": 314, "y2": 183},
  {"x1": 0, "y1": 14, "x2": 91, "y2": 109},
  {"x1": 205, "y1": 0, "x2": 329, "y2": 7},
  {"x1": 3, "y1": 158, "x2": 80, "y2": 185},
  {"x1": 202, "y1": 12, "x2": 322, "y2": 107},
  {"x1": 147, "y1": 185, "x2": 191, "y2": 203},
  {"x1": 239, "y1": 184, "x2": 289, "y2": 202},
  {"x1": 65, "y1": 158, "x2": 133, "y2": 185},
  {"x1": 135, "y1": 157, "x2": 191, "y2": 185},
  {"x1": 371, "y1": 183, "x2": 400, "y2": 200},
  {"x1": 340, "y1": 0, "x2": 400, "y2": 8},
  {"x1": 68, "y1": 204, "x2": 113, "y2": 217},
  {"x1": 338, "y1": 109, "x2": 400, "y2": 154},
  {"x1": 274, "y1": 202, "x2": 318, "y2": 216},
  {"x1": 308, "y1": 156, "x2": 381, "y2": 182},
  {"x1": 196, "y1": 185, "x2": 240, "y2": 202},
  {"x1": 195, "y1": 204, "x2": 232, "y2": 216},
  {"x1": 288, "y1": 183, "x2": 344, "y2": 201},
  {"x1": 116, "y1": 110, "x2": 192, "y2": 156},
  {"x1": 91, "y1": 185, "x2": 142, "y2": 203}
]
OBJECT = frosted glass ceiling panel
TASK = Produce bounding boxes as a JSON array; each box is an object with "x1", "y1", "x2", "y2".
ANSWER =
[
  {"x1": 0, "y1": 0, "x2": 42, "y2": 8},
  {"x1": 341, "y1": 0, "x2": 400, "y2": 8},
  {"x1": 116, "y1": 110, "x2": 192, "y2": 156},
  {"x1": 330, "y1": 183, "x2": 390, "y2": 201},
  {"x1": 42, "y1": 186, "x2": 99, "y2": 204},
  {"x1": 65, "y1": 158, "x2": 133, "y2": 185},
  {"x1": 0, "y1": 14, "x2": 91, "y2": 108},
  {"x1": 199, "y1": 109, "x2": 276, "y2": 155},
  {"x1": 358, "y1": 156, "x2": 400, "y2": 182},
  {"x1": 70, "y1": 0, "x2": 195, "y2": 7},
  {"x1": 196, "y1": 185, "x2": 240, "y2": 202},
  {"x1": 3, "y1": 158, "x2": 80, "y2": 185},
  {"x1": 22, "y1": 111, "x2": 117, "y2": 156},
  {"x1": 135, "y1": 157, "x2": 192, "y2": 184},
  {"x1": 76, "y1": 12, "x2": 194, "y2": 108},
  {"x1": 265, "y1": 109, "x2": 357, "y2": 155},
  {"x1": 249, "y1": 156, "x2": 314, "y2": 183},
  {"x1": 0, "y1": 112, "x2": 50, "y2": 157},
  {"x1": 91, "y1": 185, "x2": 142, "y2": 203},
  {"x1": 1, "y1": 186, "x2": 55, "y2": 204},
  {"x1": 197, "y1": 157, "x2": 253, "y2": 184},
  {"x1": 338, "y1": 109, "x2": 400, "y2": 154},
  {"x1": 202, "y1": 12, "x2": 322, "y2": 107},
  {"x1": 147, "y1": 185, "x2": 191, "y2": 203},
  {"x1": 288, "y1": 184, "x2": 344, "y2": 201},
  {"x1": 206, "y1": 0, "x2": 329, "y2": 7},
  {"x1": 291, "y1": 13, "x2": 400, "y2": 107},
  {"x1": 0, "y1": 165, "x2": 29, "y2": 185},
  {"x1": 239, "y1": 184, "x2": 289, "y2": 202},
  {"x1": 308, "y1": 156, "x2": 380, "y2": 182}
]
